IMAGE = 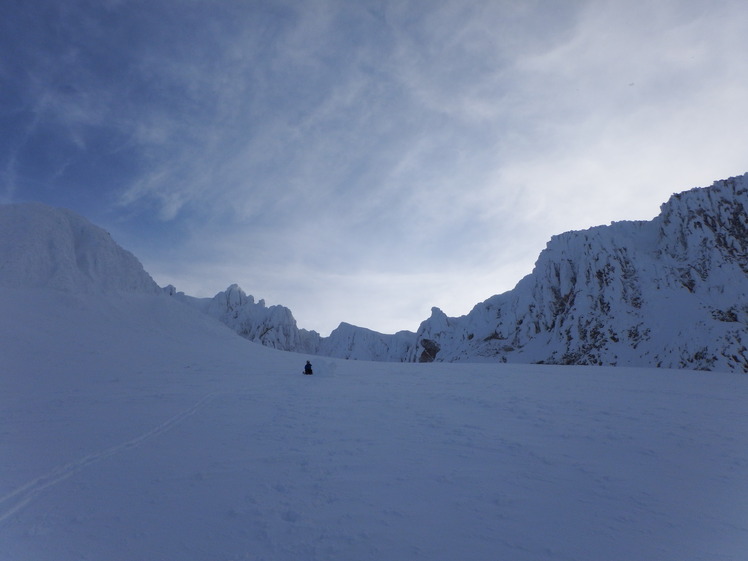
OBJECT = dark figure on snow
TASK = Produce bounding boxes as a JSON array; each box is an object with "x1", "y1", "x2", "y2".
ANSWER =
[{"x1": 304, "y1": 361, "x2": 313, "y2": 375}]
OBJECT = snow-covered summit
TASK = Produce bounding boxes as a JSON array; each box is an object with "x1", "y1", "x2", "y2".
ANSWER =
[
  {"x1": 5, "y1": 172, "x2": 747, "y2": 372},
  {"x1": 169, "y1": 283, "x2": 322, "y2": 354},
  {"x1": 318, "y1": 322, "x2": 415, "y2": 362},
  {"x1": 408, "y1": 173, "x2": 748, "y2": 371},
  {"x1": 0, "y1": 202, "x2": 159, "y2": 294},
  {"x1": 179, "y1": 173, "x2": 748, "y2": 372},
  {"x1": 168, "y1": 281, "x2": 417, "y2": 362}
]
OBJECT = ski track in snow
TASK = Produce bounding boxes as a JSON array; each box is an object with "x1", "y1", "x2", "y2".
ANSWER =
[{"x1": 0, "y1": 392, "x2": 218, "y2": 523}]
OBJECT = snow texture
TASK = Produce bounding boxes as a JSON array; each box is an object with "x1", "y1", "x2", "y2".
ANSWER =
[
  {"x1": 0, "y1": 202, "x2": 160, "y2": 294},
  {"x1": 1, "y1": 196, "x2": 748, "y2": 560},
  {"x1": 2, "y1": 290, "x2": 748, "y2": 561}
]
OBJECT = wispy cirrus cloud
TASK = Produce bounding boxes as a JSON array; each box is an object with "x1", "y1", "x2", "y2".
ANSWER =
[{"x1": 4, "y1": 0, "x2": 748, "y2": 333}]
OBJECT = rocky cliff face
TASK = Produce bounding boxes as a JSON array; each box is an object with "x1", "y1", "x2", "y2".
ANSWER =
[
  {"x1": 409, "y1": 174, "x2": 748, "y2": 372},
  {"x1": 171, "y1": 173, "x2": 748, "y2": 372},
  {"x1": 169, "y1": 283, "x2": 415, "y2": 360},
  {"x1": 168, "y1": 284, "x2": 321, "y2": 354}
]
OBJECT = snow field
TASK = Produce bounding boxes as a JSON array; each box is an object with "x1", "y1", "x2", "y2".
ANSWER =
[{"x1": 1, "y1": 289, "x2": 747, "y2": 560}]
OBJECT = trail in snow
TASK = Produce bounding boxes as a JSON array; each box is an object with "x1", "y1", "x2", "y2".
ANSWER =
[{"x1": 0, "y1": 392, "x2": 217, "y2": 523}]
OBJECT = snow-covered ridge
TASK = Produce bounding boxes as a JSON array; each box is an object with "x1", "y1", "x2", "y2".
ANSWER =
[
  {"x1": 187, "y1": 173, "x2": 748, "y2": 372},
  {"x1": 409, "y1": 174, "x2": 748, "y2": 371},
  {"x1": 166, "y1": 284, "x2": 415, "y2": 361},
  {"x1": 166, "y1": 283, "x2": 322, "y2": 354},
  {"x1": 0, "y1": 202, "x2": 159, "y2": 294},
  {"x1": 3, "y1": 172, "x2": 746, "y2": 371}
]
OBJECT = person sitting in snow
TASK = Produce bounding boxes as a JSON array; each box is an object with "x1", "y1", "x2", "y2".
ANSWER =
[{"x1": 304, "y1": 361, "x2": 313, "y2": 375}]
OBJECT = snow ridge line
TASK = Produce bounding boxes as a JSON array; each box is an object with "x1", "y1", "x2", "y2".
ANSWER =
[{"x1": 0, "y1": 392, "x2": 218, "y2": 524}]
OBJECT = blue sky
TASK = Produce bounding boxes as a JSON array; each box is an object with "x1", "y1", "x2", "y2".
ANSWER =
[{"x1": 2, "y1": 0, "x2": 748, "y2": 335}]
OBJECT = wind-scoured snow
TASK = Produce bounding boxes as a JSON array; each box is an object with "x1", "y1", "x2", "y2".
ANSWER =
[{"x1": 1, "y1": 201, "x2": 748, "y2": 559}]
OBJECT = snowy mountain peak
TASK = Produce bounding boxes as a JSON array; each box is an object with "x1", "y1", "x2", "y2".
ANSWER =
[
  {"x1": 657, "y1": 175, "x2": 748, "y2": 281},
  {"x1": 210, "y1": 283, "x2": 255, "y2": 312},
  {"x1": 0, "y1": 202, "x2": 160, "y2": 294},
  {"x1": 170, "y1": 284, "x2": 321, "y2": 354},
  {"x1": 167, "y1": 173, "x2": 748, "y2": 372},
  {"x1": 405, "y1": 173, "x2": 748, "y2": 371},
  {"x1": 7, "y1": 172, "x2": 748, "y2": 372}
]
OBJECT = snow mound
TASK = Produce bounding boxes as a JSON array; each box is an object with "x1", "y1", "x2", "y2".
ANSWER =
[{"x1": 0, "y1": 203, "x2": 159, "y2": 294}]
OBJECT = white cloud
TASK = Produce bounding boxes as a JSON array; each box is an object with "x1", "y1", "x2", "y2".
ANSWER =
[
  {"x1": 134, "y1": 1, "x2": 746, "y2": 332},
  {"x1": 7, "y1": 0, "x2": 748, "y2": 335}
]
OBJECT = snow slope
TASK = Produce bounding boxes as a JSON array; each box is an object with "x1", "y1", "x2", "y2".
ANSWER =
[
  {"x1": 2, "y1": 287, "x2": 748, "y2": 561},
  {"x1": 1, "y1": 197, "x2": 747, "y2": 560}
]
